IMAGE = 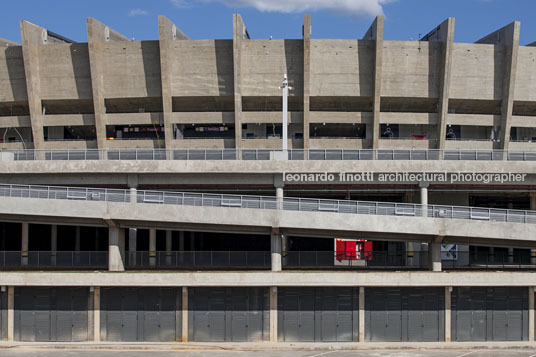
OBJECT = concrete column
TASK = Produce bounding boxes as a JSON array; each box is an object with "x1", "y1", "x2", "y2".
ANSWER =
[
  {"x1": 21, "y1": 222, "x2": 28, "y2": 266},
  {"x1": 270, "y1": 287, "x2": 278, "y2": 342},
  {"x1": 181, "y1": 287, "x2": 188, "y2": 342},
  {"x1": 529, "y1": 287, "x2": 535, "y2": 341},
  {"x1": 108, "y1": 227, "x2": 125, "y2": 271},
  {"x1": 130, "y1": 187, "x2": 137, "y2": 203},
  {"x1": 420, "y1": 182, "x2": 430, "y2": 268},
  {"x1": 51, "y1": 224, "x2": 57, "y2": 266},
  {"x1": 489, "y1": 246, "x2": 495, "y2": 263},
  {"x1": 507, "y1": 248, "x2": 515, "y2": 264},
  {"x1": 530, "y1": 193, "x2": 536, "y2": 264},
  {"x1": 149, "y1": 229, "x2": 157, "y2": 267},
  {"x1": 178, "y1": 231, "x2": 185, "y2": 265},
  {"x1": 190, "y1": 231, "x2": 195, "y2": 251},
  {"x1": 271, "y1": 234, "x2": 282, "y2": 272},
  {"x1": 422, "y1": 18, "x2": 455, "y2": 150},
  {"x1": 359, "y1": 287, "x2": 365, "y2": 342},
  {"x1": 429, "y1": 242, "x2": 442, "y2": 272},
  {"x1": 363, "y1": 16, "x2": 384, "y2": 149},
  {"x1": 233, "y1": 14, "x2": 249, "y2": 150},
  {"x1": 166, "y1": 230, "x2": 172, "y2": 266},
  {"x1": 7, "y1": 286, "x2": 14, "y2": 341},
  {"x1": 445, "y1": 286, "x2": 451, "y2": 342},
  {"x1": 129, "y1": 228, "x2": 137, "y2": 267},
  {"x1": 75, "y1": 226, "x2": 81, "y2": 264},
  {"x1": 87, "y1": 18, "x2": 129, "y2": 150},
  {"x1": 93, "y1": 287, "x2": 100, "y2": 342},
  {"x1": 158, "y1": 16, "x2": 189, "y2": 151},
  {"x1": 303, "y1": 14, "x2": 311, "y2": 149},
  {"x1": 476, "y1": 22, "x2": 520, "y2": 151},
  {"x1": 276, "y1": 187, "x2": 284, "y2": 210}
]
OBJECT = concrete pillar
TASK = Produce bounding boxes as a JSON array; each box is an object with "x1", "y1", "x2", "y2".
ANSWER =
[
  {"x1": 166, "y1": 230, "x2": 172, "y2": 266},
  {"x1": 75, "y1": 226, "x2": 81, "y2": 264},
  {"x1": 530, "y1": 193, "x2": 536, "y2": 264},
  {"x1": 7, "y1": 286, "x2": 14, "y2": 341},
  {"x1": 276, "y1": 186, "x2": 284, "y2": 210},
  {"x1": 270, "y1": 287, "x2": 278, "y2": 342},
  {"x1": 489, "y1": 246, "x2": 495, "y2": 263},
  {"x1": 128, "y1": 228, "x2": 137, "y2": 267},
  {"x1": 93, "y1": 287, "x2": 100, "y2": 342},
  {"x1": 181, "y1": 287, "x2": 188, "y2": 342},
  {"x1": 529, "y1": 287, "x2": 535, "y2": 341},
  {"x1": 21, "y1": 222, "x2": 28, "y2": 266},
  {"x1": 420, "y1": 182, "x2": 430, "y2": 268},
  {"x1": 271, "y1": 234, "x2": 282, "y2": 272},
  {"x1": 233, "y1": 14, "x2": 249, "y2": 150},
  {"x1": 507, "y1": 248, "x2": 515, "y2": 264},
  {"x1": 445, "y1": 286, "x2": 451, "y2": 342},
  {"x1": 149, "y1": 229, "x2": 157, "y2": 267},
  {"x1": 190, "y1": 231, "x2": 195, "y2": 251},
  {"x1": 108, "y1": 227, "x2": 125, "y2": 271},
  {"x1": 130, "y1": 187, "x2": 137, "y2": 203},
  {"x1": 158, "y1": 16, "x2": 189, "y2": 151},
  {"x1": 359, "y1": 287, "x2": 365, "y2": 342},
  {"x1": 363, "y1": 17, "x2": 384, "y2": 149},
  {"x1": 178, "y1": 231, "x2": 185, "y2": 265},
  {"x1": 429, "y1": 242, "x2": 442, "y2": 272},
  {"x1": 303, "y1": 14, "x2": 311, "y2": 149},
  {"x1": 50, "y1": 224, "x2": 57, "y2": 266},
  {"x1": 87, "y1": 18, "x2": 129, "y2": 150}
]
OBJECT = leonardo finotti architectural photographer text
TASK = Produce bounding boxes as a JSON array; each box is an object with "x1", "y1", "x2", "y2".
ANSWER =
[{"x1": 283, "y1": 172, "x2": 527, "y2": 184}]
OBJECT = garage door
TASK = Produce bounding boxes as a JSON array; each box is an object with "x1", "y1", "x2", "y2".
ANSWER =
[
  {"x1": 278, "y1": 287, "x2": 358, "y2": 342},
  {"x1": 366, "y1": 287, "x2": 444, "y2": 342},
  {"x1": 189, "y1": 287, "x2": 269, "y2": 342},
  {"x1": 14, "y1": 287, "x2": 89, "y2": 342},
  {"x1": 100, "y1": 287, "x2": 180, "y2": 342},
  {"x1": 452, "y1": 287, "x2": 528, "y2": 341}
]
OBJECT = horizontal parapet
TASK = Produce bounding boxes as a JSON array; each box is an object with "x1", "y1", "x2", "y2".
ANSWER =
[
  {"x1": 378, "y1": 138, "x2": 436, "y2": 150},
  {"x1": 242, "y1": 111, "x2": 303, "y2": 124},
  {"x1": 240, "y1": 138, "x2": 302, "y2": 149},
  {"x1": 169, "y1": 40, "x2": 234, "y2": 97},
  {"x1": 380, "y1": 112, "x2": 438, "y2": 125},
  {"x1": 170, "y1": 112, "x2": 235, "y2": 124},
  {"x1": 450, "y1": 43, "x2": 505, "y2": 100},
  {"x1": 446, "y1": 114, "x2": 500, "y2": 126},
  {"x1": 103, "y1": 138, "x2": 165, "y2": 149},
  {"x1": 309, "y1": 138, "x2": 371, "y2": 149},
  {"x1": 241, "y1": 39, "x2": 303, "y2": 96},
  {"x1": 514, "y1": 46, "x2": 536, "y2": 102},
  {"x1": 381, "y1": 41, "x2": 442, "y2": 98},
  {"x1": 0, "y1": 115, "x2": 31, "y2": 128},
  {"x1": 511, "y1": 116, "x2": 536, "y2": 128},
  {"x1": 310, "y1": 39, "x2": 374, "y2": 97},
  {"x1": 105, "y1": 112, "x2": 163, "y2": 126},
  {"x1": 38, "y1": 43, "x2": 92, "y2": 100},
  {"x1": 100, "y1": 40, "x2": 162, "y2": 98},
  {"x1": 40, "y1": 139, "x2": 97, "y2": 150},
  {"x1": 168, "y1": 138, "x2": 235, "y2": 149},
  {"x1": 0, "y1": 45, "x2": 27, "y2": 102},
  {"x1": 43, "y1": 114, "x2": 95, "y2": 126},
  {"x1": 309, "y1": 112, "x2": 372, "y2": 124},
  {"x1": 444, "y1": 139, "x2": 494, "y2": 150}
]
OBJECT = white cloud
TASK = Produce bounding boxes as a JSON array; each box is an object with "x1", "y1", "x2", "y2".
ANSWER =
[
  {"x1": 128, "y1": 8, "x2": 150, "y2": 16},
  {"x1": 201, "y1": 0, "x2": 394, "y2": 16},
  {"x1": 170, "y1": 0, "x2": 192, "y2": 8}
]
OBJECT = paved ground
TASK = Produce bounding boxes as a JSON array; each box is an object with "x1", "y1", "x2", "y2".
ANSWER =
[{"x1": 2, "y1": 350, "x2": 536, "y2": 357}]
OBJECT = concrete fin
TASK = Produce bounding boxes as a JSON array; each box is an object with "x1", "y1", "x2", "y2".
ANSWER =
[
  {"x1": 158, "y1": 15, "x2": 189, "y2": 41},
  {"x1": 422, "y1": 17, "x2": 455, "y2": 42},
  {"x1": 475, "y1": 21, "x2": 520, "y2": 45},
  {"x1": 86, "y1": 18, "x2": 129, "y2": 43}
]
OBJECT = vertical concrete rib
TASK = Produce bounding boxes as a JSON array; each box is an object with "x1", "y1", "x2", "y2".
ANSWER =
[
  {"x1": 476, "y1": 22, "x2": 520, "y2": 150},
  {"x1": 423, "y1": 18, "x2": 455, "y2": 150},
  {"x1": 158, "y1": 16, "x2": 189, "y2": 151},
  {"x1": 93, "y1": 286, "x2": 100, "y2": 342},
  {"x1": 269, "y1": 287, "x2": 278, "y2": 342},
  {"x1": 7, "y1": 286, "x2": 13, "y2": 341},
  {"x1": 363, "y1": 17, "x2": 384, "y2": 149},
  {"x1": 358, "y1": 286, "x2": 365, "y2": 342},
  {"x1": 20, "y1": 21, "x2": 48, "y2": 150},
  {"x1": 303, "y1": 15, "x2": 311, "y2": 149},
  {"x1": 86, "y1": 18, "x2": 129, "y2": 150},
  {"x1": 445, "y1": 286, "x2": 451, "y2": 342},
  {"x1": 233, "y1": 14, "x2": 249, "y2": 150},
  {"x1": 181, "y1": 287, "x2": 188, "y2": 342}
]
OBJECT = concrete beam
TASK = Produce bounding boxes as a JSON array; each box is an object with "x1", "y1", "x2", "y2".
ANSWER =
[
  {"x1": 363, "y1": 17, "x2": 384, "y2": 149},
  {"x1": 233, "y1": 14, "x2": 249, "y2": 150},
  {"x1": 422, "y1": 18, "x2": 455, "y2": 150},
  {"x1": 86, "y1": 18, "x2": 129, "y2": 150},
  {"x1": 4, "y1": 271, "x2": 536, "y2": 287},
  {"x1": 158, "y1": 16, "x2": 189, "y2": 151},
  {"x1": 303, "y1": 14, "x2": 311, "y2": 149},
  {"x1": 476, "y1": 22, "x2": 520, "y2": 151}
]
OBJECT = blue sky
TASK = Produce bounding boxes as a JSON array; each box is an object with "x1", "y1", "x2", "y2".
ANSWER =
[{"x1": 0, "y1": 0, "x2": 535, "y2": 45}]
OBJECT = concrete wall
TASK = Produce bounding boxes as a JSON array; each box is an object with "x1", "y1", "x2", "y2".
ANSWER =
[
  {"x1": 514, "y1": 46, "x2": 536, "y2": 102},
  {"x1": 0, "y1": 45, "x2": 26, "y2": 102}
]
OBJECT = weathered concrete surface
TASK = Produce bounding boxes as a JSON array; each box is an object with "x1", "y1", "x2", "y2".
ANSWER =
[
  {"x1": 0, "y1": 196, "x2": 535, "y2": 247},
  {"x1": 3, "y1": 271, "x2": 536, "y2": 287}
]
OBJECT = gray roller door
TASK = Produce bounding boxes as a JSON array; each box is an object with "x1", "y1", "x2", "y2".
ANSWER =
[
  {"x1": 100, "y1": 288, "x2": 180, "y2": 342},
  {"x1": 14, "y1": 287, "x2": 89, "y2": 342},
  {"x1": 189, "y1": 287, "x2": 269, "y2": 342},
  {"x1": 452, "y1": 287, "x2": 528, "y2": 341},
  {"x1": 365, "y1": 287, "x2": 444, "y2": 342},
  {"x1": 278, "y1": 288, "x2": 358, "y2": 342}
]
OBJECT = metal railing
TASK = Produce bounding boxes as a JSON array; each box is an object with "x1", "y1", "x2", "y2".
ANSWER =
[
  {"x1": 1, "y1": 183, "x2": 535, "y2": 225},
  {"x1": 3, "y1": 148, "x2": 536, "y2": 161},
  {"x1": 0, "y1": 251, "x2": 108, "y2": 269},
  {"x1": 126, "y1": 251, "x2": 270, "y2": 269}
]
